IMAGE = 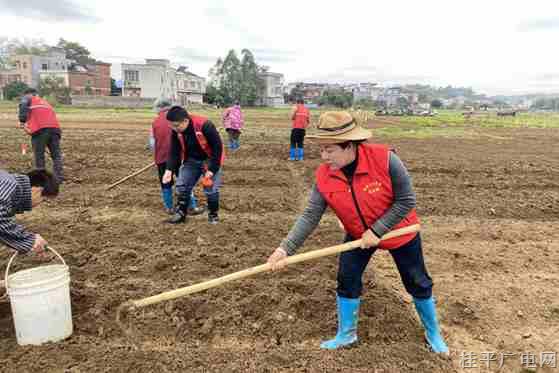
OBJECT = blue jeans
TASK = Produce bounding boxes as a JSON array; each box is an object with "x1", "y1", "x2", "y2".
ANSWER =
[
  {"x1": 176, "y1": 159, "x2": 222, "y2": 214},
  {"x1": 337, "y1": 233, "x2": 433, "y2": 299}
]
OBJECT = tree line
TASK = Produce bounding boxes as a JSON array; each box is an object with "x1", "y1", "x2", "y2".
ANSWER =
[{"x1": 205, "y1": 49, "x2": 267, "y2": 107}]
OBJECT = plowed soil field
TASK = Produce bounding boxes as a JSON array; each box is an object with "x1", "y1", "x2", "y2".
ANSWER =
[{"x1": 1, "y1": 108, "x2": 558, "y2": 372}]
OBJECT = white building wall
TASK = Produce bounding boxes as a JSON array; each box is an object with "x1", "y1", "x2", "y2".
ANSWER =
[{"x1": 122, "y1": 61, "x2": 177, "y2": 100}]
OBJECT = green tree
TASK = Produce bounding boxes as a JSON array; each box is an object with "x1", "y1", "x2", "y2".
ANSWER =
[
  {"x1": 110, "y1": 78, "x2": 121, "y2": 95},
  {"x1": 38, "y1": 76, "x2": 71, "y2": 105},
  {"x1": 318, "y1": 90, "x2": 353, "y2": 108},
  {"x1": 56, "y1": 38, "x2": 96, "y2": 65},
  {"x1": 287, "y1": 84, "x2": 305, "y2": 103},
  {"x1": 2, "y1": 81, "x2": 30, "y2": 100},
  {"x1": 204, "y1": 84, "x2": 219, "y2": 105},
  {"x1": 430, "y1": 99, "x2": 443, "y2": 109},
  {"x1": 239, "y1": 49, "x2": 263, "y2": 106},
  {"x1": 397, "y1": 96, "x2": 409, "y2": 109},
  {"x1": 209, "y1": 49, "x2": 269, "y2": 106},
  {"x1": 218, "y1": 49, "x2": 242, "y2": 105}
]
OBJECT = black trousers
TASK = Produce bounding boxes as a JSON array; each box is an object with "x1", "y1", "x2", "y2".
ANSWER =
[
  {"x1": 337, "y1": 233, "x2": 433, "y2": 299},
  {"x1": 31, "y1": 128, "x2": 64, "y2": 183},
  {"x1": 290, "y1": 128, "x2": 306, "y2": 148},
  {"x1": 225, "y1": 128, "x2": 241, "y2": 141}
]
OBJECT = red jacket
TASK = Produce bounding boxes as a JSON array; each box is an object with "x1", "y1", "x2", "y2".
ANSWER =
[
  {"x1": 316, "y1": 144, "x2": 419, "y2": 249},
  {"x1": 152, "y1": 110, "x2": 173, "y2": 164},
  {"x1": 292, "y1": 104, "x2": 310, "y2": 129},
  {"x1": 26, "y1": 96, "x2": 60, "y2": 134}
]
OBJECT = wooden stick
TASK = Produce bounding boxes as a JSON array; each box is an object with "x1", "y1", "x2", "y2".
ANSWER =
[
  {"x1": 106, "y1": 162, "x2": 155, "y2": 190},
  {"x1": 127, "y1": 224, "x2": 420, "y2": 309}
]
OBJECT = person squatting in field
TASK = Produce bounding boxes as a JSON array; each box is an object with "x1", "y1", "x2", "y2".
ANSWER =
[
  {"x1": 163, "y1": 106, "x2": 224, "y2": 225},
  {"x1": 267, "y1": 111, "x2": 449, "y2": 354},
  {"x1": 149, "y1": 99, "x2": 204, "y2": 216},
  {"x1": 0, "y1": 169, "x2": 59, "y2": 257}
]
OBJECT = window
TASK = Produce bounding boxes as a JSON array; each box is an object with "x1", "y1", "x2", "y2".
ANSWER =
[
  {"x1": 23, "y1": 62, "x2": 27, "y2": 69},
  {"x1": 124, "y1": 70, "x2": 139, "y2": 82},
  {"x1": 42, "y1": 64, "x2": 48, "y2": 70}
]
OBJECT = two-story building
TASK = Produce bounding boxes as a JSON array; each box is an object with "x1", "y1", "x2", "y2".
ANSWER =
[
  {"x1": 122, "y1": 59, "x2": 177, "y2": 100},
  {"x1": 256, "y1": 71, "x2": 285, "y2": 106},
  {"x1": 176, "y1": 66, "x2": 205, "y2": 105},
  {"x1": 11, "y1": 48, "x2": 72, "y2": 88}
]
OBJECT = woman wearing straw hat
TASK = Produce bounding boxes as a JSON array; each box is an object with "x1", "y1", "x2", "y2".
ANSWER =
[{"x1": 266, "y1": 111, "x2": 448, "y2": 353}]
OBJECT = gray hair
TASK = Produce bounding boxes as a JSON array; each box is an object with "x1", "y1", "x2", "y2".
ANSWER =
[{"x1": 153, "y1": 98, "x2": 173, "y2": 112}]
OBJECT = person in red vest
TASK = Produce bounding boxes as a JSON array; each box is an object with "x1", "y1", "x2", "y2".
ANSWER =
[
  {"x1": 18, "y1": 88, "x2": 64, "y2": 183},
  {"x1": 267, "y1": 111, "x2": 448, "y2": 354},
  {"x1": 162, "y1": 106, "x2": 224, "y2": 224},
  {"x1": 289, "y1": 98, "x2": 310, "y2": 161},
  {"x1": 150, "y1": 99, "x2": 204, "y2": 215}
]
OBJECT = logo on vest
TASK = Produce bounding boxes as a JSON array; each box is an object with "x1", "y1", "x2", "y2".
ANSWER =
[{"x1": 363, "y1": 181, "x2": 382, "y2": 194}]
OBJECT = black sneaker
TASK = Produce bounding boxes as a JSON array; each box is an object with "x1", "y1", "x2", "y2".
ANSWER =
[
  {"x1": 208, "y1": 214, "x2": 219, "y2": 224},
  {"x1": 166, "y1": 210, "x2": 186, "y2": 224}
]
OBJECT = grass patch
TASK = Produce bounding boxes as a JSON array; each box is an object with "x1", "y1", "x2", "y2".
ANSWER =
[{"x1": 373, "y1": 125, "x2": 470, "y2": 139}]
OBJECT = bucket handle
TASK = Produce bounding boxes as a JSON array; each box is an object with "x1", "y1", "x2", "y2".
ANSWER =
[{"x1": 3, "y1": 246, "x2": 66, "y2": 296}]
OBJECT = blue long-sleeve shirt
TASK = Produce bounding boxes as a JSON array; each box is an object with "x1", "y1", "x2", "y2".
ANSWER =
[{"x1": 0, "y1": 170, "x2": 35, "y2": 253}]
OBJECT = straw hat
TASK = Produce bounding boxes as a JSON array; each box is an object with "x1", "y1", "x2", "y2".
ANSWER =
[{"x1": 307, "y1": 111, "x2": 372, "y2": 143}]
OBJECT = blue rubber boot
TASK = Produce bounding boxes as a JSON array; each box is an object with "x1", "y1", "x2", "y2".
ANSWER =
[
  {"x1": 298, "y1": 148, "x2": 304, "y2": 161},
  {"x1": 320, "y1": 296, "x2": 360, "y2": 349},
  {"x1": 289, "y1": 147, "x2": 296, "y2": 161},
  {"x1": 413, "y1": 297, "x2": 449, "y2": 354},
  {"x1": 161, "y1": 188, "x2": 173, "y2": 211}
]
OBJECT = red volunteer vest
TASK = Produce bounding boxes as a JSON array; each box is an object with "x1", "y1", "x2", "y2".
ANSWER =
[
  {"x1": 152, "y1": 110, "x2": 173, "y2": 165},
  {"x1": 292, "y1": 104, "x2": 310, "y2": 129},
  {"x1": 316, "y1": 144, "x2": 419, "y2": 250},
  {"x1": 27, "y1": 96, "x2": 60, "y2": 134},
  {"x1": 179, "y1": 114, "x2": 225, "y2": 165}
]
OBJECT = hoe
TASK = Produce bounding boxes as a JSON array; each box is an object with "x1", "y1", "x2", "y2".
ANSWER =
[{"x1": 116, "y1": 224, "x2": 420, "y2": 342}]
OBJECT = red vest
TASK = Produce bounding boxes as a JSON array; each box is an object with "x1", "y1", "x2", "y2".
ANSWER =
[
  {"x1": 152, "y1": 110, "x2": 173, "y2": 164},
  {"x1": 316, "y1": 144, "x2": 419, "y2": 250},
  {"x1": 292, "y1": 104, "x2": 310, "y2": 129},
  {"x1": 179, "y1": 114, "x2": 225, "y2": 165},
  {"x1": 26, "y1": 96, "x2": 60, "y2": 134}
]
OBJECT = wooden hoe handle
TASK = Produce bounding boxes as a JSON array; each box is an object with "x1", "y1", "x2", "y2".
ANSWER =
[
  {"x1": 106, "y1": 162, "x2": 155, "y2": 190},
  {"x1": 126, "y1": 224, "x2": 421, "y2": 310}
]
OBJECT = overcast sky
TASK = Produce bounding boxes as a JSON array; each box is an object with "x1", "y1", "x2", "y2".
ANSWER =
[{"x1": 1, "y1": 0, "x2": 558, "y2": 96}]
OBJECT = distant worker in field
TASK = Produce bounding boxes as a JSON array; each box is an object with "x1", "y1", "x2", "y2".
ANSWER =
[
  {"x1": 0, "y1": 169, "x2": 59, "y2": 256},
  {"x1": 222, "y1": 101, "x2": 244, "y2": 151},
  {"x1": 163, "y1": 106, "x2": 224, "y2": 224},
  {"x1": 149, "y1": 99, "x2": 204, "y2": 216},
  {"x1": 18, "y1": 88, "x2": 64, "y2": 184},
  {"x1": 289, "y1": 98, "x2": 310, "y2": 161},
  {"x1": 267, "y1": 111, "x2": 448, "y2": 354}
]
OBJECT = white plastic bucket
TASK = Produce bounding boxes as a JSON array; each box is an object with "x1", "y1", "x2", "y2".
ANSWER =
[{"x1": 5, "y1": 247, "x2": 73, "y2": 346}]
